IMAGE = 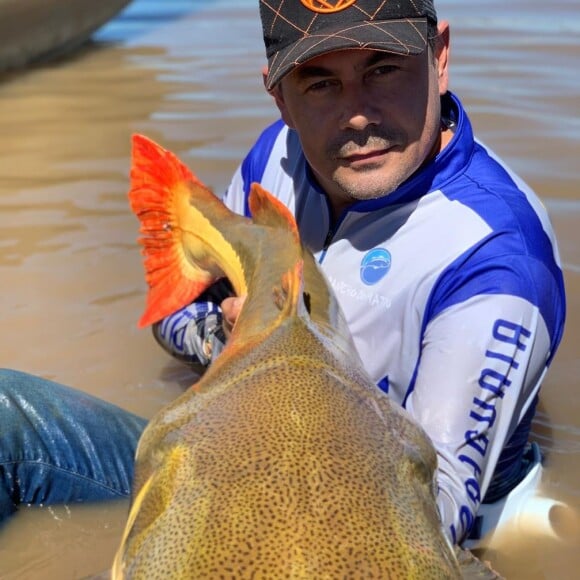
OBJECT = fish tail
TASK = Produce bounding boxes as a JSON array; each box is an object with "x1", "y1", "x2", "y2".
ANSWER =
[
  {"x1": 129, "y1": 134, "x2": 309, "y2": 334},
  {"x1": 129, "y1": 134, "x2": 248, "y2": 327}
]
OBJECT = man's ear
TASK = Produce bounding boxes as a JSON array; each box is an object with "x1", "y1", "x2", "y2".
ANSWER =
[
  {"x1": 261, "y1": 65, "x2": 269, "y2": 89},
  {"x1": 263, "y1": 67, "x2": 295, "y2": 129},
  {"x1": 435, "y1": 20, "x2": 450, "y2": 95}
]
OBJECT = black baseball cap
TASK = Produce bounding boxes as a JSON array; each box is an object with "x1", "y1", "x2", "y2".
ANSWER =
[{"x1": 260, "y1": 0, "x2": 438, "y2": 90}]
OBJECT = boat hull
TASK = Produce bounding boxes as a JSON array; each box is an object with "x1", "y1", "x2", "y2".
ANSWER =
[{"x1": 0, "y1": 0, "x2": 131, "y2": 72}]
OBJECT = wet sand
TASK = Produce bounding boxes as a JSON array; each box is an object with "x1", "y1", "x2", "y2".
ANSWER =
[{"x1": 0, "y1": 0, "x2": 578, "y2": 577}]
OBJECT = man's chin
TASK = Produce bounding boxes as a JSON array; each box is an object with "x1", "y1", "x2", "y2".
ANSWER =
[{"x1": 332, "y1": 171, "x2": 399, "y2": 202}]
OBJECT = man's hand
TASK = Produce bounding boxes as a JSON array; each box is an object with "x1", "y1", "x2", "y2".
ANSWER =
[{"x1": 221, "y1": 296, "x2": 246, "y2": 338}]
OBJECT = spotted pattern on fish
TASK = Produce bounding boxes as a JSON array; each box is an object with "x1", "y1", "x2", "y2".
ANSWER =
[
  {"x1": 113, "y1": 135, "x2": 470, "y2": 579},
  {"x1": 118, "y1": 319, "x2": 460, "y2": 578}
]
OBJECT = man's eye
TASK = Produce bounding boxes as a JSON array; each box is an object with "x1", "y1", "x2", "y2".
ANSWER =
[
  {"x1": 371, "y1": 65, "x2": 398, "y2": 77},
  {"x1": 305, "y1": 79, "x2": 337, "y2": 93}
]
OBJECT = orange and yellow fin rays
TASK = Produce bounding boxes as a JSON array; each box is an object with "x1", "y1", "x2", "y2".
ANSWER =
[
  {"x1": 130, "y1": 133, "x2": 200, "y2": 198},
  {"x1": 273, "y1": 260, "x2": 308, "y2": 319},
  {"x1": 248, "y1": 182, "x2": 299, "y2": 243},
  {"x1": 128, "y1": 134, "x2": 248, "y2": 327},
  {"x1": 129, "y1": 134, "x2": 217, "y2": 327}
]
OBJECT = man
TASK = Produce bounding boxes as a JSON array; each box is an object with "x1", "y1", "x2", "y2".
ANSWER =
[{"x1": 0, "y1": 0, "x2": 565, "y2": 546}]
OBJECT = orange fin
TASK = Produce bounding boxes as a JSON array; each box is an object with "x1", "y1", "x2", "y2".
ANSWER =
[
  {"x1": 129, "y1": 134, "x2": 228, "y2": 327},
  {"x1": 248, "y1": 182, "x2": 299, "y2": 243}
]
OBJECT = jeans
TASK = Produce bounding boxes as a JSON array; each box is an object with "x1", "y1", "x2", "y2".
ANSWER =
[{"x1": 0, "y1": 368, "x2": 147, "y2": 523}]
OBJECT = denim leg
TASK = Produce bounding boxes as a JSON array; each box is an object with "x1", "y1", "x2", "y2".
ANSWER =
[{"x1": 0, "y1": 368, "x2": 148, "y2": 523}]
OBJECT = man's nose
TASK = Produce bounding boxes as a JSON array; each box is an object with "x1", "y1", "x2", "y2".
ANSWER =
[{"x1": 338, "y1": 84, "x2": 381, "y2": 131}]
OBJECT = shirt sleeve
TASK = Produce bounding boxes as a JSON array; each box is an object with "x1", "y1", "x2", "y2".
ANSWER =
[
  {"x1": 152, "y1": 280, "x2": 234, "y2": 368},
  {"x1": 404, "y1": 292, "x2": 552, "y2": 544}
]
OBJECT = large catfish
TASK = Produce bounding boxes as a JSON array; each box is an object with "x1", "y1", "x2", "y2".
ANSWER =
[{"x1": 112, "y1": 135, "x2": 501, "y2": 579}]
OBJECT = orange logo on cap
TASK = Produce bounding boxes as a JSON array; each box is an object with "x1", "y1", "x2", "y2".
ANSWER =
[{"x1": 300, "y1": 0, "x2": 357, "y2": 14}]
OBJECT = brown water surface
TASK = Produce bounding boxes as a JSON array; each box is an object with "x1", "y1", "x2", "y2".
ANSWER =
[{"x1": 0, "y1": 1, "x2": 578, "y2": 578}]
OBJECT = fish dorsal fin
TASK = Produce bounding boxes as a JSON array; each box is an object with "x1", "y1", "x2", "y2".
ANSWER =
[
  {"x1": 248, "y1": 182, "x2": 309, "y2": 318},
  {"x1": 129, "y1": 134, "x2": 248, "y2": 327},
  {"x1": 248, "y1": 182, "x2": 299, "y2": 243},
  {"x1": 248, "y1": 182, "x2": 311, "y2": 322}
]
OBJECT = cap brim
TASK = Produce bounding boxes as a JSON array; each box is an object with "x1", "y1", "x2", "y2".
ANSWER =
[{"x1": 266, "y1": 18, "x2": 429, "y2": 91}]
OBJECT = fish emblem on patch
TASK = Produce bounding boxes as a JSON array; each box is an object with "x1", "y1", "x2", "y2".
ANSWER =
[{"x1": 360, "y1": 248, "x2": 392, "y2": 285}]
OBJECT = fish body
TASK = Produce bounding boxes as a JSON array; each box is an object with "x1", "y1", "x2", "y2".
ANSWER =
[{"x1": 113, "y1": 135, "x2": 499, "y2": 579}]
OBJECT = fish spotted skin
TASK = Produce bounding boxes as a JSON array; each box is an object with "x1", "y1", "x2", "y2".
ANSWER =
[{"x1": 113, "y1": 134, "x2": 468, "y2": 578}]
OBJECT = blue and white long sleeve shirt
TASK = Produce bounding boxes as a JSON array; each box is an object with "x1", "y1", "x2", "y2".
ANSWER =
[{"x1": 154, "y1": 92, "x2": 566, "y2": 543}]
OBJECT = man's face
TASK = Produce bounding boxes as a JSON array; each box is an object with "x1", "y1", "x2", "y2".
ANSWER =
[{"x1": 271, "y1": 23, "x2": 450, "y2": 215}]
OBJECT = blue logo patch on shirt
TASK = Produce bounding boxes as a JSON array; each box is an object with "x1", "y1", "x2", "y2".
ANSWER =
[{"x1": 360, "y1": 248, "x2": 391, "y2": 286}]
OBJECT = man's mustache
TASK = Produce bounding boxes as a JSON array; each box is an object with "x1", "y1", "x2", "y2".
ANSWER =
[{"x1": 328, "y1": 128, "x2": 397, "y2": 158}]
